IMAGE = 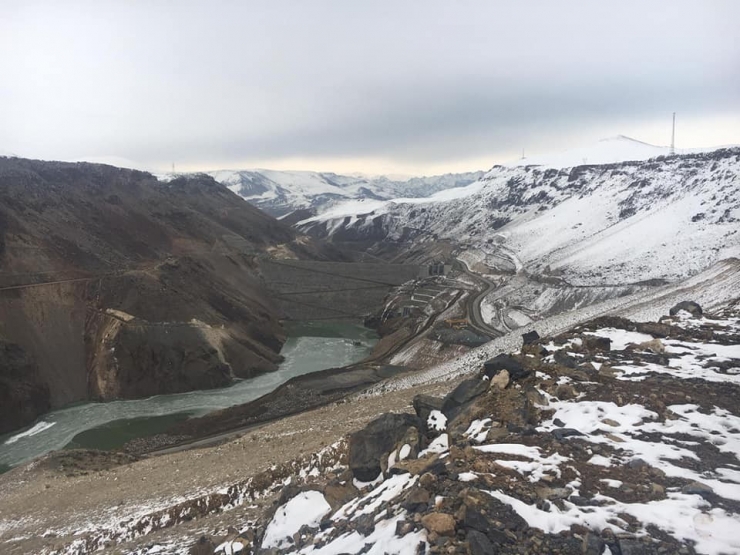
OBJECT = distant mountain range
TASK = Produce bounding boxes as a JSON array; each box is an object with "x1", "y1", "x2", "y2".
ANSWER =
[{"x1": 204, "y1": 169, "x2": 485, "y2": 217}]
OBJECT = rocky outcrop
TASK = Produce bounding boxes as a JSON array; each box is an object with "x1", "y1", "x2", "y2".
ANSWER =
[
  {"x1": 522, "y1": 330, "x2": 540, "y2": 344},
  {"x1": 440, "y1": 378, "x2": 489, "y2": 421},
  {"x1": 87, "y1": 317, "x2": 234, "y2": 399},
  {"x1": 412, "y1": 394, "x2": 444, "y2": 425},
  {"x1": 348, "y1": 413, "x2": 422, "y2": 481},
  {"x1": 232, "y1": 304, "x2": 740, "y2": 555},
  {"x1": 482, "y1": 353, "x2": 530, "y2": 381},
  {"x1": 189, "y1": 536, "x2": 216, "y2": 555}
]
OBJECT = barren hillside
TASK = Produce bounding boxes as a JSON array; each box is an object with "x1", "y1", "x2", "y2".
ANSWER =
[{"x1": 0, "y1": 157, "x2": 335, "y2": 434}]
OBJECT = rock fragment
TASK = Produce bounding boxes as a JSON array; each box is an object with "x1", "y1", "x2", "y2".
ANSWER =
[
  {"x1": 483, "y1": 354, "x2": 529, "y2": 381},
  {"x1": 669, "y1": 300, "x2": 703, "y2": 318},
  {"x1": 421, "y1": 512, "x2": 456, "y2": 536},
  {"x1": 348, "y1": 413, "x2": 421, "y2": 481},
  {"x1": 490, "y1": 369, "x2": 510, "y2": 390},
  {"x1": 681, "y1": 481, "x2": 713, "y2": 498}
]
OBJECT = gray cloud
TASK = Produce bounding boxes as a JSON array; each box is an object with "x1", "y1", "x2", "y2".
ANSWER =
[{"x1": 2, "y1": 0, "x2": 739, "y2": 173}]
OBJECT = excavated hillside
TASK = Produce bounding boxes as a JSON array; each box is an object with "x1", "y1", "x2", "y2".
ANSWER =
[{"x1": 0, "y1": 157, "x2": 340, "y2": 434}]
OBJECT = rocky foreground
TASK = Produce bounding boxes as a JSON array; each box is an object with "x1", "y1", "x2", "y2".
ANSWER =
[{"x1": 5, "y1": 301, "x2": 739, "y2": 555}]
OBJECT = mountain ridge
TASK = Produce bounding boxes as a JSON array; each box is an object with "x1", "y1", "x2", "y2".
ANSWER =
[
  {"x1": 509, "y1": 135, "x2": 737, "y2": 169},
  {"x1": 199, "y1": 169, "x2": 485, "y2": 217},
  {"x1": 0, "y1": 157, "x2": 337, "y2": 434},
  {"x1": 297, "y1": 147, "x2": 740, "y2": 286}
]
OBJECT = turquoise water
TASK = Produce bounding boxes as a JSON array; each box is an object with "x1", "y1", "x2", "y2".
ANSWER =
[{"x1": 0, "y1": 321, "x2": 377, "y2": 470}]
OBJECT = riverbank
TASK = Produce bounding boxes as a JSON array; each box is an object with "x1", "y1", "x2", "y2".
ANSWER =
[
  {"x1": 131, "y1": 362, "x2": 410, "y2": 455},
  {"x1": 0, "y1": 320, "x2": 377, "y2": 470},
  {"x1": 0, "y1": 375, "x2": 455, "y2": 555}
]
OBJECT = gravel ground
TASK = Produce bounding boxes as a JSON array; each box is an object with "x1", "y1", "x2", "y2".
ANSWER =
[{"x1": 0, "y1": 379, "x2": 459, "y2": 554}]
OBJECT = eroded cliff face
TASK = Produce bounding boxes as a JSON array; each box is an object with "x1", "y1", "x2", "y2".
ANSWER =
[
  {"x1": 0, "y1": 157, "x2": 325, "y2": 434},
  {"x1": 0, "y1": 341, "x2": 50, "y2": 433}
]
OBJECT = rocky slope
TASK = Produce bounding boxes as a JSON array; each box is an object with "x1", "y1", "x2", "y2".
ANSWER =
[
  {"x1": 0, "y1": 157, "x2": 335, "y2": 434},
  {"x1": 6, "y1": 300, "x2": 737, "y2": 555},
  {"x1": 260, "y1": 302, "x2": 739, "y2": 555},
  {"x1": 297, "y1": 148, "x2": 740, "y2": 286},
  {"x1": 205, "y1": 169, "x2": 484, "y2": 218}
]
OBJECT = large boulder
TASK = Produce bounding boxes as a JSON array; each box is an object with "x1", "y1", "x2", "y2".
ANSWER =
[
  {"x1": 669, "y1": 301, "x2": 703, "y2": 318},
  {"x1": 636, "y1": 321, "x2": 675, "y2": 338},
  {"x1": 412, "y1": 394, "x2": 444, "y2": 423},
  {"x1": 582, "y1": 335, "x2": 611, "y2": 352},
  {"x1": 324, "y1": 479, "x2": 359, "y2": 511},
  {"x1": 468, "y1": 529, "x2": 496, "y2": 555},
  {"x1": 619, "y1": 538, "x2": 659, "y2": 555},
  {"x1": 483, "y1": 354, "x2": 530, "y2": 381},
  {"x1": 421, "y1": 512, "x2": 456, "y2": 536},
  {"x1": 553, "y1": 350, "x2": 578, "y2": 369},
  {"x1": 521, "y1": 330, "x2": 540, "y2": 345},
  {"x1": 401, "y1": 486, "x2": 431, "y2": 512},
  {"x1": 461, "y1": 489, "x2": 527, "y2": 545},
  {"x1": 441, "y1": 378, "x2": 489, "y2": 420},
  {"x1": 348, "y1": 413, "x2": 421, "y2": 481}
]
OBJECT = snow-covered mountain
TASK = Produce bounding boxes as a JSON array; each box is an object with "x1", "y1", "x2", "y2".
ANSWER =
[
  {"x1": 297, "y1": 146, "x2": 740, "y2": 285},
  {"x1": 207, "y1": 169, "x2": 485, "y2": 217}
]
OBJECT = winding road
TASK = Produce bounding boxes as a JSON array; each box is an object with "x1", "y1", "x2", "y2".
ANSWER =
[
  {"x1": 455, "y1": 259, "x2": 503, "y2": 338},
  {"x1": 455, "y1": 246, "x2": 529, "y2": 338}
]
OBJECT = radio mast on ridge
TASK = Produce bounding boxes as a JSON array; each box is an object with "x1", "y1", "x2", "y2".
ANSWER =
[{"x1": 669, "y1": 112, "x2": 676, "y2": 156}]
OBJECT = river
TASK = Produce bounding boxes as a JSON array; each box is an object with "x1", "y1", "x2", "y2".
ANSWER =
[{"x1": 0, "y1": 320, "x2": 377, "y2": 471}]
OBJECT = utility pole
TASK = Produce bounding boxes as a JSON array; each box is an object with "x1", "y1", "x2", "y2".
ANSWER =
[{"x1": 669, "y1": 112, "x2": 676, "y2": 156}]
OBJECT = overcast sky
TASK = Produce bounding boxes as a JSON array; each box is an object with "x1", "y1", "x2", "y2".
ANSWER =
[{"x1": 1, "y1": 1, "x2": 739, "y2": 175}]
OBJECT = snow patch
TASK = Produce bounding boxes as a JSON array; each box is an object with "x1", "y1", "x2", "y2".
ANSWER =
[
  {"x1": 4, "y1": 421, "x2": 56, "y2": 445},
  {"x1": 262, "y1": 491, "x2": 331, "y2": 549}
]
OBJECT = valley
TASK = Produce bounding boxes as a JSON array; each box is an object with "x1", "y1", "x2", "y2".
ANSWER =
[
  {"x1": 1, "y1": 141, "x2": 739, "y2": 555},
  {"x1": 4, "y1": 3, "x2": 740, "y2": 553}
]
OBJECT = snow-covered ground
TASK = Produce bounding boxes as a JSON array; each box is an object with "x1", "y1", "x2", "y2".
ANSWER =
[{"x1": 244, "y1": 304, "x2": 740, "y2": 555}]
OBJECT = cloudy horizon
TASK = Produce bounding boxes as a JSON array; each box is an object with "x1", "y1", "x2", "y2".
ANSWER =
[{"x1": 2, "y1": 0, "x2": 739, "y2": 176}]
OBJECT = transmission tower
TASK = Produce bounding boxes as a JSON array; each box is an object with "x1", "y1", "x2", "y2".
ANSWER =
[{"x1": 669, "y1": 112, "x2": 676, "y2": 156}]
